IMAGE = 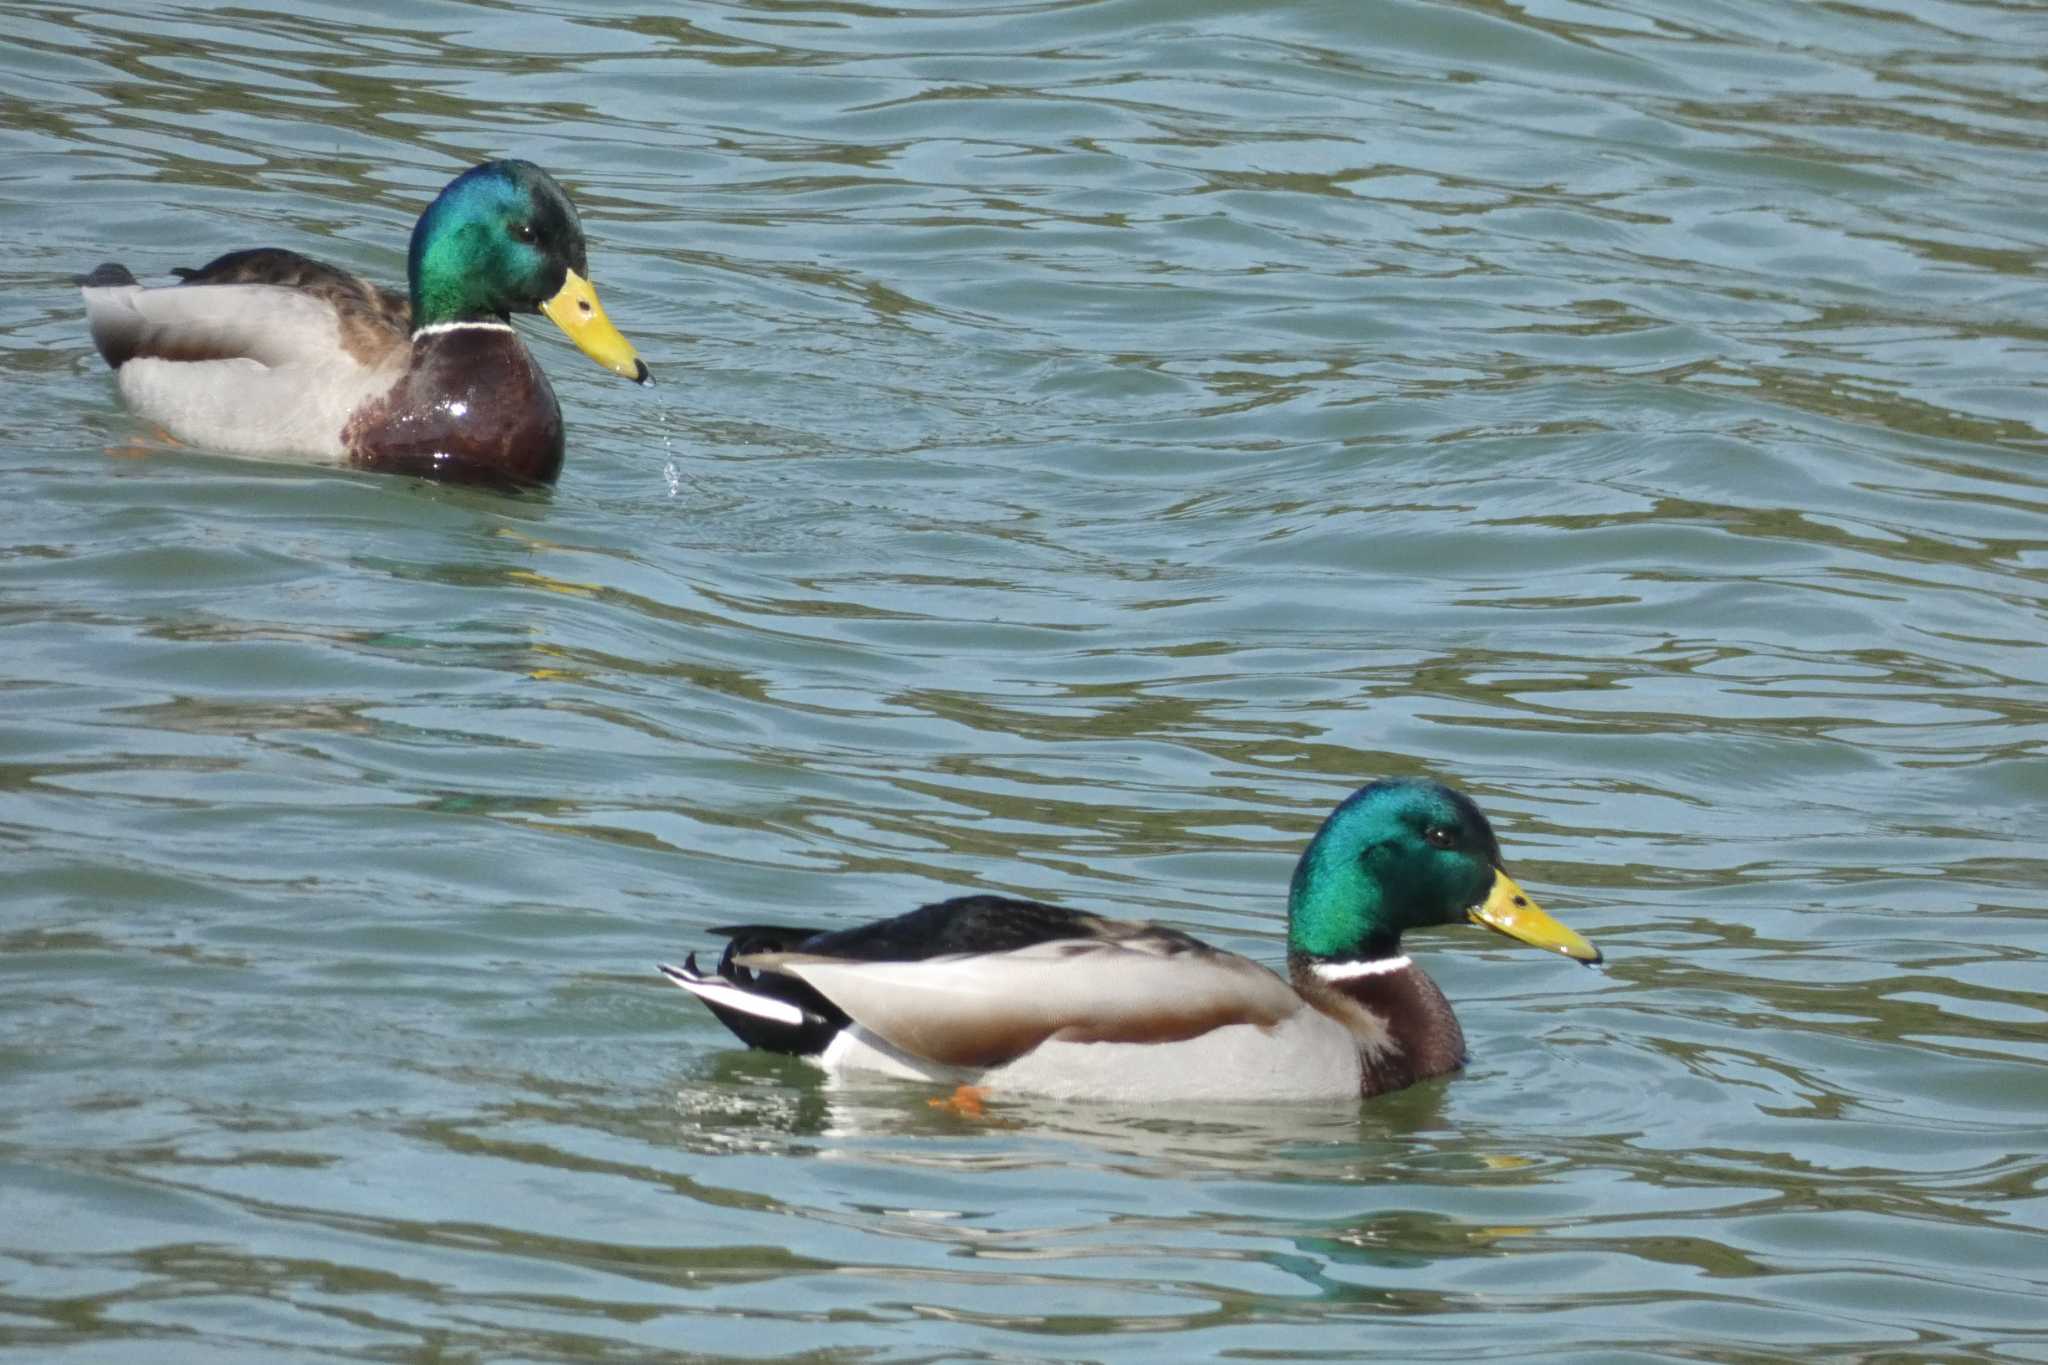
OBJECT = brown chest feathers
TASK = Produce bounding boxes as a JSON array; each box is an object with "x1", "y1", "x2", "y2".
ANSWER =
[
  {"x1": 343, "y1": 327, "x2": 564, "y2": 487},
  {"x1": 1294, "y1": 957, "x2": 1470, "y2": 1097}
]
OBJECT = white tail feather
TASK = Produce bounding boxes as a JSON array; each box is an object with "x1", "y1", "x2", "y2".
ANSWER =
[{"x1": 657, "y1": 964, "x2": 806, "y2": 1026}]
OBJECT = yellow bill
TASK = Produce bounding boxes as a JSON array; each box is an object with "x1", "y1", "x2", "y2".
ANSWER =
[
  {"x1": 539, "y1": 268, "x2": 651, "y2": 385},
  {"x1": 1469, "y1": 868, "x2": 1601, "y2": 964}
]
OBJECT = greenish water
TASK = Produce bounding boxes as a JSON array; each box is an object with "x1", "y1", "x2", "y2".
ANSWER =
[{"x1": 4, "y1": 0, "x2": 2047, "y2": 1359}]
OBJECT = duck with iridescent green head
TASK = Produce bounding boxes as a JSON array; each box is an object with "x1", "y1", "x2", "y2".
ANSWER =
[
  {"x1": 80, "y1": 159, "x2": 648, "y2": 487},
  {"x1": 660, "y1": 778, "x2": 1601, "y2": 1104}
]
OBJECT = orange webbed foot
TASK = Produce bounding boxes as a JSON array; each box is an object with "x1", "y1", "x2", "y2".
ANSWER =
[
  {"x1": 104, "y1": 427, "x2": 182, "y2": 461},
  {"x1": 928, "y1": 1084, "x2": 990, "y2": 1119}
]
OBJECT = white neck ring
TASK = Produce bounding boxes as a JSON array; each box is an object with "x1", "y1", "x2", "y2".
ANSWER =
[
  {"x1": 412, "y1": 320, "x2": 515, "y2": 340},
  {"x1": 1313, "y1": 955, "x2": 1412, "y2": 981}
]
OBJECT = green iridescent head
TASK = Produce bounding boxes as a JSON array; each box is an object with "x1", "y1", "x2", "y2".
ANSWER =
[
  {"x1": 406, "y1": 160, "x2": 649, "y2": 383},
  {"x1": 1286, "y1": 778, "x2": 1599, "y2": 965},
  {"x1": 408, "y1": 160, "x2": 585, "y2": 324}
]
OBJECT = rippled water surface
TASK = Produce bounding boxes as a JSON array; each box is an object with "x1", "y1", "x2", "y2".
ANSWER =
[{"x1": 4, "y1": 0, "x2": 2047, "y2": 1359}]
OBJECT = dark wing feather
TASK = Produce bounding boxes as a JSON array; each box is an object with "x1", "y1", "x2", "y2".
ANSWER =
[
  {"x1": 172, "y1": 248, "x2": 411, "y2": 329},
  {"x1": 788, "y1": 895, "x2": 1126, "y2": 962}
]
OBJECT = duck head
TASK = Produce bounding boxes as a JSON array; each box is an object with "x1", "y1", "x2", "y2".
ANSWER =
[
  {"x1": 407, "y1": 159, "x2": 650, "y2": 384},
  {"x1": 1287, "y1": 778, "x2": 1600, "y2": 966}
]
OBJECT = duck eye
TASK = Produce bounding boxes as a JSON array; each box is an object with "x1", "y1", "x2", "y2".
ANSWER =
[
  {"x1": 1424, "y1": 826, "x2": 1457, "y2": 850},
  {"x1": 510, "y1": 221, "x2": 538, "y2": 244}
]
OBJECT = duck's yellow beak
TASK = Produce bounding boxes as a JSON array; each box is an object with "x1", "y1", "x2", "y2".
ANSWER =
[
  {"x1": 539, "y1": 269, "x2": 651, "y2": 386},
  {"x1": 1469, "y1": 868, "x2": 1601, "y2": 964}
]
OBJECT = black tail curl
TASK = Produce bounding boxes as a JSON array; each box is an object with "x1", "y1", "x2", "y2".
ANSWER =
[{"x1": 675, "y1": 923, "x2": 850, "y2": 1056}]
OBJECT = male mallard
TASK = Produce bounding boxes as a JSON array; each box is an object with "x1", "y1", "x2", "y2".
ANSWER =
[
  {"x1": 79, "y1": 159, "x2": 649, "y2": 486},
  {"x1": 659, "y1": 778, "x2": 1601, "y2": 1103}
]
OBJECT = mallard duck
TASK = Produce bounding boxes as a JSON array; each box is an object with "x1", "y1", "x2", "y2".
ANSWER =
[
  {"x1": 79, "y1": 159, "x2": 649, "y2": 486},
  {"x1": 659, "y1": 778, "x2": 1601, "y2": 1103}
]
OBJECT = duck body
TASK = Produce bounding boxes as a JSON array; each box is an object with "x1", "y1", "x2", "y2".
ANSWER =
[
  {"x1": 80, "y1": 161, "x2": 648, "y2": 488},
  {"x1": 666, "y1": 897, "x2": 1468, "y2": 1103},
  {"x1": 660, "y1": 780, "x2": 1601, "y2": 1103}
]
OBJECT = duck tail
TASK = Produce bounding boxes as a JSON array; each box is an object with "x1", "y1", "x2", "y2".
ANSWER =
[
  {"x1": 78, "y1": 264, "x2": 146, "y2": 369},
  {"x1": 79, "y1": 263, "x2": 139, "y2": 288},
  {"x1": 658, "y1": 924, "x2": 848, "y2": 1056}
]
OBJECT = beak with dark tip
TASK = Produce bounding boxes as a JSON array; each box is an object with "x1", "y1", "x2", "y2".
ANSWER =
[
  {"x1": 539, "y1": 268, "x2": 652, "y2": 385},
  {"x1": 1468, "y1": 868, "x2": 1602, "y2": 964}
]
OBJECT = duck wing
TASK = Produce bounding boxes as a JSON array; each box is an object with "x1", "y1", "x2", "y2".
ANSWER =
[
  {"x1": 80, "y1": 249, "x2": 409, "y2": 371},
  {"x1": 738, "y1": 896, "x2": 1304, "y2": 1070}
]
